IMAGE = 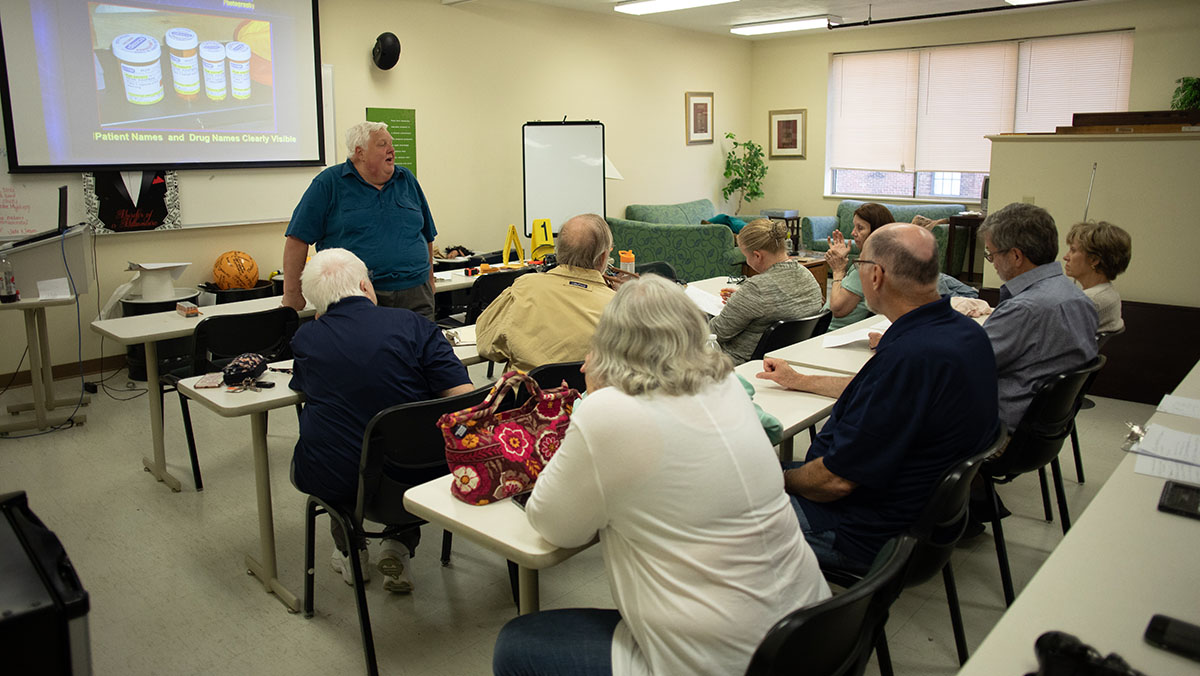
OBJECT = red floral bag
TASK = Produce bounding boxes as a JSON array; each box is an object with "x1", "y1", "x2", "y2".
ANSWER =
[{"x1": 437, "y1": 371, "x2": 580, "y2": 505}]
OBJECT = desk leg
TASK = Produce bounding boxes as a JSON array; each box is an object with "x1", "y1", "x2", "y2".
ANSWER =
[
  {"x1": 517, "y1": 566, "x2": 539, "y2": 615},
  {"x1": 141, "y1": 341, "x2": 182, "y2": 492},
  {"x1": 243, "y1": 411, "x2": 301, "y2": 612},
  {"x1": 36, "y1": 308, "x2": 89, "y2": 413},
  {"x1": 779, "y1": 437, "x2": 794, "y2": 465},
  {"x1": 5, "y1": 309, "x2": 90, "y2": 419},
  {"x1": 965, "y1": 226, "x2": 979, "y2": 286},
  {"x1": 23, "y1": 309, "x2": 48, "y2": 429}
]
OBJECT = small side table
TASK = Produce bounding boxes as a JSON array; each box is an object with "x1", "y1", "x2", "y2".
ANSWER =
[
  {"x1": 0, "y1": 296, "x2": 89, "y2": 434},
  {"x1": 947, "y1": 214, "x2": 985, "y2": 287},
  {"x1": 761, "y1": 214, "x2": 802, "y2": 254}
]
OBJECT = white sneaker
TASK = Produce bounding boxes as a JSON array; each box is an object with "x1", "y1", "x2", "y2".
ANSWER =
[
  {"x1": 378, "y1": 546, "x2": 414, "y2": 594},
  {"x1": 330, "y1": 547, "x2": 370, "y2": 586}
]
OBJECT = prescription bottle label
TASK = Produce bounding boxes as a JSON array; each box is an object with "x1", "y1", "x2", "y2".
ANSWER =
[
  {"x1": 225, "y1": 41, "x2": 252, "y2": 100},
  {"x1": 199, "y1": 41, "x2": 227, "y2": 101},
  {"x1": 112, "y1": 33, "x2": 163, "y2": 105},
  {"x1": 165, "y1": 28, "x2": 199, "y2": 98}
]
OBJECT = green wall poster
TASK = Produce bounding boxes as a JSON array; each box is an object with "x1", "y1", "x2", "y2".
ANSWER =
[{"x1": 365, "y1": 107, "x2": 417, "y2": 176}]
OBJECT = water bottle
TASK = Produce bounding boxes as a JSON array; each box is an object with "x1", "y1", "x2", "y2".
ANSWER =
[
  {"x1": 619, "y1": 250, "x2": 636, "y2": 274},
  {"x1": 0, "y1": 255, "x2": 19, "y2": 303}
]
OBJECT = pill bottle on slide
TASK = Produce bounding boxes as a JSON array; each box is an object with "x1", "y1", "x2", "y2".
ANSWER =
[
  {"x1": 199, "y1": 41, "x2": 227, "y2": 101},
  {"x1": 165, "y1": 28, "x2": 200, "y2": 100},
  {"x1": 111, "y1": 34, "x2": 163, "y2": 105},
  {"x1": 226, "y1": 41, "x2": 252, "y2": 100}
]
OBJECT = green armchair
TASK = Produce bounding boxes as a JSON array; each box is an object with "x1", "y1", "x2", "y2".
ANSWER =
[
  {"x1": 800, "y1": 200, "x2": 968, "y2": 274},
  {"x1": 606, "y1": 199, "x2": 743, "y2": 282}
]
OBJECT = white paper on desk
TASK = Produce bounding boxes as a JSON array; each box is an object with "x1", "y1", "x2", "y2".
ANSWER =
[
  {"x1": 434, "y1": 271, "x2": 453, "y2": 281},
  {"x1": 822, "y1": 319, "x2": 891, "y2": 348},
  {"x1": 685, "y1": 285, "x2": 727, "y2": 317},
  {"x1": 36, "y1": 277, "x2": 71, "y2": 299},
  {"x1": 1157, "y1": 395, "x2": 1200, "y2": 420},
  {"x1": 1131, "y1": 424, "x2": 1200, "y2": 467},
  {"x1": 1134, "y1": 453, "x2": 1200, "y2": 483},
  {"x1": 444, "y1": 325, "x2": 477, "y2": 346}
]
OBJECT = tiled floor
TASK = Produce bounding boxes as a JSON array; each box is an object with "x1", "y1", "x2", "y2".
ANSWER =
[{"x1": 0, "y1": 364, "x2": 1153, "y2": 675}]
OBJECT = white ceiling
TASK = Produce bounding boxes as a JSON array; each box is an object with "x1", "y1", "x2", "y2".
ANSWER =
[{"x1": 511, "y1": 0, "x2": 1103, "y2": 39}]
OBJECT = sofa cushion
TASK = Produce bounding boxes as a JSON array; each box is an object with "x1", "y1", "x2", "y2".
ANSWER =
[
  {"x1": 625, "y1": 199, "x2": 715, "y2": 225},
  {"x1": 606, "y1": 216, "x2": 739, "y2": 282}
]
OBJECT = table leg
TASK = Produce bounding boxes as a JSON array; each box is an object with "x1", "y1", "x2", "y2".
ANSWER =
[
  {"x1": 243, "y1": 411, "x2": 301, "y2": 612},
  {"x1": 779, "y1": 437, "x2": 794, "y2": 465},
  {"x1": 141, "y1": 340, "x2": 182, "y2": 492},
  {"x1": 965, "y1": 225, "x2": 979, "y2": 286},
  {"x1": 6, "y1": 308, "x2": 90, "y2": 417},
  {"x1": 23, "y1": 309, "x2": 48, "y2": 429},
  {"x1": 517, "y1": 565, "x2": 539, "y2": 615}
]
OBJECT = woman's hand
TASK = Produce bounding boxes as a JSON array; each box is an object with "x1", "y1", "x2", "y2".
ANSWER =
[
  {"x1": 720, "y1": 287, "x2": 736, "y2": 303},
  {"x1": 825, "y1": 232, "x2": 851, "y2": 275}
]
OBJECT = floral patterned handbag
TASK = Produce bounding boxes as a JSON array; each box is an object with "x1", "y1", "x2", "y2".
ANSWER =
[{"x1": 437, "y1": 371, "x2": 580, "y2": 505}]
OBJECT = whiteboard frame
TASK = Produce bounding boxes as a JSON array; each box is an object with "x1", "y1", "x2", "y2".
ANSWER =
[{"x1": 522, "y1": 121, "x2": 605, "y2": 238}]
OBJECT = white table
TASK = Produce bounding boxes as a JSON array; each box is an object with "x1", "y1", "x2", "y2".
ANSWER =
[
  {"x1": 91, "y1": 296, "x2": 315, "y2": 492},
  {"x1": 405, "y1": 362, "x2": 840, "y2": 615},
  {"x1": 959, "y1": 365, "x2": 1200, "y2": 675},
  {"x1": 0, "y1": 296, "x2": 89, "y2": 433},
  {"x1": 177, "y1": 363, "x2": 303, "y2": 612},
  {"x1": 434, "y1": 268, "x2": 478, "y2": 293},
  {"x1": 765, "y1": 315, "x2": 883, "y2": 375}
]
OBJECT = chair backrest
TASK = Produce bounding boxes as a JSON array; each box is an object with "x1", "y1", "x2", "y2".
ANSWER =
[
  {"x1": 745, "y1": 536, "x2": 915, "y2": 676},
  {"x1": 191, "y1": 306, "x2": 300, "y2": 372},
  {"x1": 527, "y1": 361, "x2": 586, "y2": 393},
  {"x1": 634, "y1": 260, "x2": 679, "y2": 281},
  {"x1": 750, "y1": 310, "x2": 834, "y2": 361},
  {"x1": 1096, "y1": 325, "x2": 1125, "y2": 350},
  {"x1": 903, "y1": 424, "x2": 1007, "y2": 587},
  {"x1": 354, "y1": 385, "x2": 493, "y2": 526},
  {"x1": 987, "y1": 356, "x2": 1107, "y2": 478},
  {"x1": 465, "y1": 267, "x2": 535, "y2": 324}
]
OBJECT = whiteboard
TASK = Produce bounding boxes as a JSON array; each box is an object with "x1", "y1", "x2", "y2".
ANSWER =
[{"x1": 523, "y1": 122, "x2": 605, "y2": 237}]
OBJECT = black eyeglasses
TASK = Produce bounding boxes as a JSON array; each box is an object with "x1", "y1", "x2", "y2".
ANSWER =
[
  {"x1": 855, "y1": 259, "x2": 884, "y2": 274},
  {"x1": 983, "y1": 248, "x2": 1009, "y2": 263}
]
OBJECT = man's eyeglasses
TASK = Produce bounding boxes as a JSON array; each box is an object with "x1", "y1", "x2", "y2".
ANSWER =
[
  {"x1": 855, "y1": 259, "x2": 883, "y2": 274},
  {"x1": 983, "y1": 248, "x2": 1009, "y2": 263}
]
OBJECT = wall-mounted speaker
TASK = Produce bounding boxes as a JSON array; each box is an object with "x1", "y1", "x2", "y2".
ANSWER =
[{"x1": 372, "y1": 32, "x2": 401, "y2": 70}]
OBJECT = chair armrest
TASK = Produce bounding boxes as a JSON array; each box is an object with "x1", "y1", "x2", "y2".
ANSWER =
[{"x1": 802, "y1": 216, "x2": 838, "y2": 252}]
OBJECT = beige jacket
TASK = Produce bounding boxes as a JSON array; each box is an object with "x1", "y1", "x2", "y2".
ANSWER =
[{"x1": 475, "y1": 265, "x2": 616, "y2": 373}]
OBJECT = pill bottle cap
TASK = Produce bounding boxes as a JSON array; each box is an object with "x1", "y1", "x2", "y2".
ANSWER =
[
  {"x1": 225, "y1": 41, "x2": 251, "y2": 60},
  {"x1": 165, "y1": 28, "x2": 198, "y2": 50},
  {"x1": 112, "y1": 34, "x2": 161, "y2": 63},
  {"x1": 199, "y1": 41, "x2": 226, "y2": 60}
]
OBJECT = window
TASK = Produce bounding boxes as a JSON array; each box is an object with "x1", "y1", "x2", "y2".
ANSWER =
[{"x1": 826, "y1": 31, "x2": 1132, "y2": 201}]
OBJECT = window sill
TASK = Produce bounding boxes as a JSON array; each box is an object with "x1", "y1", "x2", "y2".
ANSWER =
[{"x1": 824, "y1": 194, "x2": 982, "y2": 207}]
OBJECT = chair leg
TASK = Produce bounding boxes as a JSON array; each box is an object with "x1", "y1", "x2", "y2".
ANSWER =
[
  {"x1": 1070, "y1": 423, "x2": 1085, "y2": 484},
  {"x1": 294, "y1": 402, "x2": 303, "y2": 422},
  {"x1": 986, "y1": 477, "x2": 1016, "y2": 606},
  {"x1": 177, "y1": 391, "x2": 203, "y2": 492},
  {"x1": 874, "y1": 629, "x2": 895, "y2": 676},
  {"x1": 1037, "y1": 467, "x2": 1053, "y2": 522},
  {"x1": 943, "y1": 563, "x2": 969, "y2": 665},
  {"x1": 440, "y1": 530, "x2": 453, "y2": 567},
  {"x1": 333, "y1": 511, "x2": 379, "y2": 676},
  {"x1": 507, "y1": 560, "x2": 520, "y2": 610},
  {"x1": 304, "y1": 501, "x2": 320, "y2": 618},
  {"x1": 487, "y1": 361, "x2": 496, "y2": 379},
  {"x1": 1050, "y1": 458, "x2": 1072, "y2": 534},
  {"x1": 808, "y1": 425, "x2": 817, "y2": 443}
]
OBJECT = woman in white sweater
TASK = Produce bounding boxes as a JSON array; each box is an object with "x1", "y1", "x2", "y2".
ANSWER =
[
  {"x1": 492, "y1": 275, "x2": 830, "y2": 676},
  {"x1": 1062, "y1": 220, "x2": 1132, "y2": 333}
]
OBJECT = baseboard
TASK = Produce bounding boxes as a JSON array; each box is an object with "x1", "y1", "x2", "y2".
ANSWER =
[{"x1": 0, "y1": 355, "x2": 128, "y2": 389}]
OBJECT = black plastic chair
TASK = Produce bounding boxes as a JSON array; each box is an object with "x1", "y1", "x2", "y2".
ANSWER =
[
  {"x1": 982, "y1": 356, "x2": 1106, "y2": 606},
  {"x1": 822, "y1": 424, "x2": 1007, "y2": 673},
  {"x1": 1069, "y1": 326, "x2": 1124, "y2": 481},
  {"x1": 302, "y1": 385, "x2": 492, "y2": 676},
  {"x1": 745, "y1": 536, "x2": 915, "y2": 676},
  {"x1": 161, "y1": 306, "x2": 300, "y2": 491},
  {"x1": 528, "y1": 360, "x2": 586, "y2": 392},
  {"x1": 750, "y1": 309, "x2": 834, "y2": 361}
]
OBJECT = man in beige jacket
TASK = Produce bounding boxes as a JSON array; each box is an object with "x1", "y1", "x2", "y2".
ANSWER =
[{"x1": 476, "y1": 214, "x2": 615, "y2": 372}]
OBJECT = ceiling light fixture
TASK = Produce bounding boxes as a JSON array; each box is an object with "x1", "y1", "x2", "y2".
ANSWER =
[
  {"x1": 614, "y1": 0, "x2": 739, "y2": 17},
  {"x1": 730, "y1": 15, "x2": 840, "y2": 36}
]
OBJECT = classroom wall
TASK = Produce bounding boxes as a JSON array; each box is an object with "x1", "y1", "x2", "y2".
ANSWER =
[
  {"x1": 3, "y1": 0, "x2": 753, "y2": 370},
  {"x1": 748, "y1": 0, "x2": 1200, "y2": 224}
]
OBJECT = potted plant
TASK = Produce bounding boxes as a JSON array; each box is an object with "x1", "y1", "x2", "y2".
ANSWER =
[
  {"x1": 721, "y1": 132, "x2": 767, "y2": 215},
  {"x1": 1171, "y1": 77, "x2": 1200, "y2": 110}
]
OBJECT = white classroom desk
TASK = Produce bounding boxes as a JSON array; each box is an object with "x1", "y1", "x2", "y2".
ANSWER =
[
  {"x1": 959, "y1": 364, "x2": 1200, "y2": 675},
  {"x1": 405, "y1": 360, "x2": 841, "y2": 615},
  {"x1": 434, "y1": 268, "x2": 478, "y2": 293},
  {"x1": 0, "y1": 295, "x2": 89, "y2": 433},
  {"x1": 766, "y1": 315, "x2": 884, "y2": 375},
  {"x1": 90, "y1": 296, "x2": 315, "y2": 492}
]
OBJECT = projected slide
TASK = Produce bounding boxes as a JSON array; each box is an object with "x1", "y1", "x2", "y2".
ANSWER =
[{"x1": 0, "y1": 0, "x2": 323, "y2": 171}]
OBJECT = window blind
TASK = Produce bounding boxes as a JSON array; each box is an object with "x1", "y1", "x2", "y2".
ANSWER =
[
  {"x1": 827, "y1": 49, "x2": 919, "y2": 172},
  {"x1": 1015, "y1": 32, "x2": 1133, "y2": 133}
]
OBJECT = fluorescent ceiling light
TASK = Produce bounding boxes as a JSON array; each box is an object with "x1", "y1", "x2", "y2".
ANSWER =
[
  {"x1": 730, "y1": 15, "x2": 839, "y2": 36},
  {"x1": 615, "y1": 0, "x2": 739, "y2": 17}
]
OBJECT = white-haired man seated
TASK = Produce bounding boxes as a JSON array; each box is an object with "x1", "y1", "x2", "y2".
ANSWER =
[{"x1": 289, "y1": 248, "x2": 473, "y2": 593}]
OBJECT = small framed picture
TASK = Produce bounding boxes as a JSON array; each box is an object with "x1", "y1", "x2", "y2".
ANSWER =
[
  {"x1": 685, "y1": 91, "x2": 713, "y2": 145},
  {"x1": 768, "y1": 108, "x2": 806, "y2": 159}
]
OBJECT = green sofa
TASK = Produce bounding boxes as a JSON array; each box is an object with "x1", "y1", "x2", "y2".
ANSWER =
[
  {"x1": 800, "y1": 200, "x2": 968, "y2": 274},
  {"x1": 606, "y1": 199, "x2": 744, "y2": 282}
]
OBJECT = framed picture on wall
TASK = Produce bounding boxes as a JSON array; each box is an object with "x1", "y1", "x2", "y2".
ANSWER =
[
  {"x1": 685, "y1": 91, "x2": 713, "y2": 145},
  {"x1": 769, "y1": 108, "x2": 806, "y2": 159}
]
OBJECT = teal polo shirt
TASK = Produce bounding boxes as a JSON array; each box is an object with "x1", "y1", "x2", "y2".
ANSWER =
[{"x1": 287, "y1": 160, "x2": 437, "y2": 291}]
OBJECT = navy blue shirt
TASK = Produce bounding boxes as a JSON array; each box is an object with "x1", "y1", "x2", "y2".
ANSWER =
[
  {"x1": 289, "y1": 296, "x2": 469, "y2": 504},
  {"x1": 796, "y1": 296, "x2": 999, "y2": 565}
]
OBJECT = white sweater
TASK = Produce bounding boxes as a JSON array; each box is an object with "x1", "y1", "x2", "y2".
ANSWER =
[{"x1": 526, "y1": 373, "x2": 831, "y2": 676}]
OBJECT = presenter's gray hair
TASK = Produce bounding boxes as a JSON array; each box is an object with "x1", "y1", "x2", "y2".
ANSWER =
[
  {"x1": 588, "y1": 275, "x2": 732, "y2": 396},
  {"x1": 556, "y1": 214, "x2": 613, "y2": 270},
  {"x1": 980, "y1": 202, "x2": 1059, "y2": 265},
  {"x1": 345, "y1": 121, "x2": 389, "y2": 156},
  {"x1": 301, "y1": 248, "x2": 369, "y2": 314}
]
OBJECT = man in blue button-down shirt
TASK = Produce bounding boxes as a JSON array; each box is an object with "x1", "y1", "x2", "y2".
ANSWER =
[{"x1": 980, "y1": 202, "x2": 1098, "y2": 430}]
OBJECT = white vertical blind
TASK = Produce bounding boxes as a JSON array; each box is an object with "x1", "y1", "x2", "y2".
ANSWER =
[
  {"x1": 1015, "y1": 32, "x2": 1133, "y2": 133},
  {"x1": 915, "y1": 42, "x2": 1018, "y2": 173},
  {"x1": 827, "y1": 49, "x2": 919, "y2": 171}
]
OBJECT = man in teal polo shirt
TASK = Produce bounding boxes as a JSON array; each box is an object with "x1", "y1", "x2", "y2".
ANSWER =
[{"x1": 281, "y1": 121, "x2": 438, "y2": 319}]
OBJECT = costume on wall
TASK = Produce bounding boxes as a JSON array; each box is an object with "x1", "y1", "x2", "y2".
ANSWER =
[{"x1": 84, "y1": 170, "x2": 181, "y2": 233}]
